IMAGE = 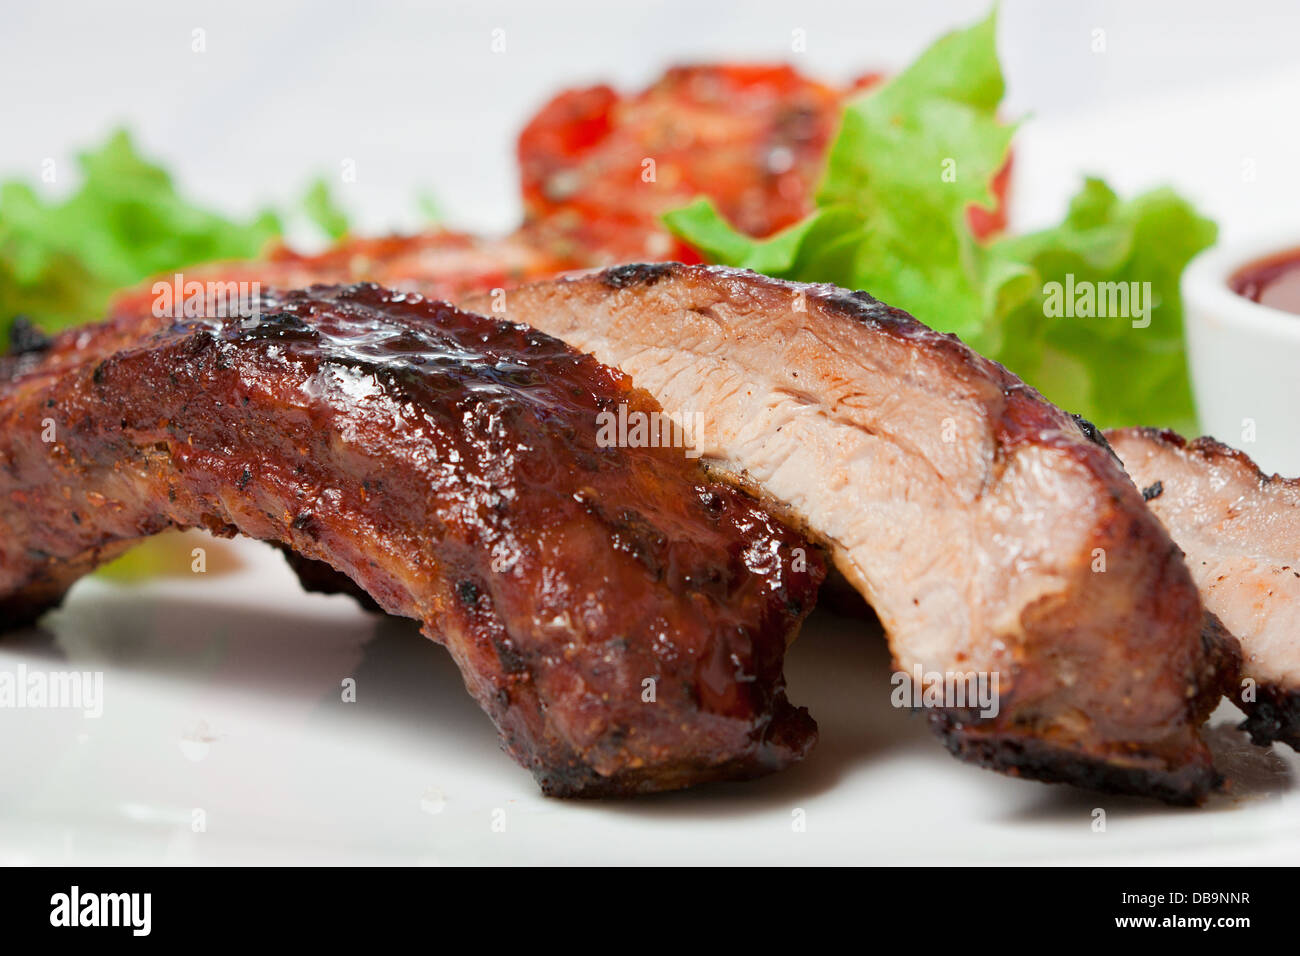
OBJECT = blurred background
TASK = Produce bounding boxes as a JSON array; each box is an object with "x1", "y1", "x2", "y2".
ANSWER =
[{"x1": 2, "y1": 0, "x2": 1297, "y2": 242}]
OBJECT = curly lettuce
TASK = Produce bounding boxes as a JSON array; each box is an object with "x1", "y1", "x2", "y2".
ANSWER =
[{"x1": 0, "y1": 130, "x2": 354, "y2": 342}]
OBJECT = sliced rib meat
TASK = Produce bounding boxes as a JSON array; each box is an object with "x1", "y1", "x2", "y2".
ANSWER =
[
  {"x1": 465, "y1": 262, "x2": 1234, "y2": 804},
  {"x1": 1107, "y1": 426, "x2": 1300, "y2": 750},
  {"x1": 0, "y1": 283, "x2": 824, "y2": 796}
]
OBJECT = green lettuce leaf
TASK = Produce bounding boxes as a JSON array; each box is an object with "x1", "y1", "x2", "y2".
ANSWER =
[
  {"x1": 301, "y1": 177, "x2": 351, "y2": 241},
  {"x1": 0, "y1": 130, "x2": 357, "y2": 342},
  {"x1": 665, "y1": 8, "x2": 1215, "y2": 432}
]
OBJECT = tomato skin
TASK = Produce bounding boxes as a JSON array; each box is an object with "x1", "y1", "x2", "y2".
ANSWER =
[
  {"x1": 518, "y1": 64, "x2": 1009, "y2": 266},
  {"x1": 968, "y1": 152, "x2": 1012, "y2": 239}
]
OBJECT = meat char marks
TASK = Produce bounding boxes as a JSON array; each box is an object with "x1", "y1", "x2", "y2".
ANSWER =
[
  {"x1": 1108, "y1": 427, "x2": 1300, "y2": 751},
  {"x1": 469, "y1": 263, "x2": 1233, "y2": 804},
  {"x1": 0, "y1": 284, "x2": 824, "y2": 796}
]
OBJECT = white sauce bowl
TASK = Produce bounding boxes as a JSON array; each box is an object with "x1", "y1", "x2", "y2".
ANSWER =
[{"x1": 1183, "y1": 234, "x2": 1300, "y2": 476}]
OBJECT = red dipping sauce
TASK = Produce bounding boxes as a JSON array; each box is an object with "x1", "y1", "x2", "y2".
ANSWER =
[{"x1": 1230, "y1": 247, "x2": 1300, "y2": 315}]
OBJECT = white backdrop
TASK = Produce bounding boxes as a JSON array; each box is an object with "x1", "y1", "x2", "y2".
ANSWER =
[{"x1": 2, "y1": 0, "x2": 1298, "y2": 242}]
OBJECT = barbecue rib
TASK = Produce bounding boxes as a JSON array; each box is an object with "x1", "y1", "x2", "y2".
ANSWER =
[
  {"x1": 0, "y1": 283, "x2": 825, "y2": 795},
  {"x1": 1108, "y1": 427, "x2": 1300, "y2": 751},
  {"x1": 466, "y1": 262, "x2": 1235, "y2": 803}
]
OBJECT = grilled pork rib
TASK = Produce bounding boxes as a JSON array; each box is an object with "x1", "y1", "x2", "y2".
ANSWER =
[
  {"x1": 1108, "y1": 427, "x2": 1300, "y2": 750},
  {"x1": 466, "y1": 262, "x2": 1234, "y2": 803},
  {"x1": 0, "y1": 283, "x2": 824, "y2": 795}
]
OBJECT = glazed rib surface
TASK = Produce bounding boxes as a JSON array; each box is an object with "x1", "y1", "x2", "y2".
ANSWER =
[{"x1": 0, "y1": 283, "x2": 824, "y2": 795}]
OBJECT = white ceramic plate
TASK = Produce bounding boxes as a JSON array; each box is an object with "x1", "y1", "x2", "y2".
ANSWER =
[
  {"x1": 7, "y1": 26, "x2": 1300, "y2": 867},
  {"x1": 2, "y1": 531, "x2": 1297, "y2": 866}
]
